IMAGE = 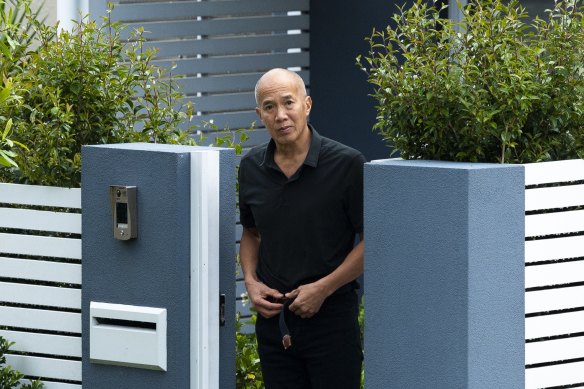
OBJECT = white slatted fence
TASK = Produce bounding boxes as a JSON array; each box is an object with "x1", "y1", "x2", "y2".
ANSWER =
[
  {"x1": 0, "y1": 183, "x2": 82, "y2": 389},
  {"x1": 524, "y1": 159, "x2": 584, "y2": 389}
]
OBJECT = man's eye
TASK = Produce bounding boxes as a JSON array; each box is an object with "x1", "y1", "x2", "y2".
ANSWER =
[
  {"x1": 264, "y1": 105, "x2": 273, "y2": 111},
  {"x1": 285, "y1": 100, "x2": 294, "y2": 106}
]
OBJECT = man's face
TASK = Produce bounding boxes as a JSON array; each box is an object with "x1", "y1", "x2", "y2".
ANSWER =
[{"x1": 255, "y1": 72, "x2": 312, "y2": 147}]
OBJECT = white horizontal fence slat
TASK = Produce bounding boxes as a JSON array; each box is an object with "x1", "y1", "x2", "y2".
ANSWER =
[
  {"x1": 525, "y1": 184, "x2": 584, "y2": 211},
  {"x1": 5, "y1": 355, "x2": 81, "y2": 381},
  {"x1": 525, "y1": 282, "x2": 584, "y2": 315},
  {"x1": 526, "y1": 336, "x2": 584, "y2": 365},
  {"x1": 0, "y1": 183, "x2": 81, "y2": 208},
  {"x1": 23, "y1": 382, "x2": 81, "y2": 389},
  {"x1": 0, "y1": 233, "x2": 81, "y2": 259},
  {"x1": 0, "y1": 282, "x2": 81, "y2": 310},
  {"x1": 525, "y1": 235, "x2": 584, "y2": 263},
  {"x1": 526, "y1": 310, "x2": 584, "y2": 340},
  {"x1": 0, "y1": 257, "x2": 81, "y2": 284},
  {"x1": 0, "y1": 306, "x2": 81, "y2": 333},
  {"x1": 524, "y1": 159, "x2": 584, "y2": 185},
  {"x1": 526, "y1": 361, "x2": 584, "y2": 389},
  {"x1": 0, "y1": 330, "x2": 81, "y2": 358},
  {"x1": 0, "y1": 207, "x2": 81, "y2": 233},
  {"x1": 526, "y1": 260, "x2": 584, "y2": 289},
  {"x1": 525, "y1": 209, "x2": 584, "y2": 237}
]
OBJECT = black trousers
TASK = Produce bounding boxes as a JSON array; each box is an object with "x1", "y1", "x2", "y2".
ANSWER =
[{"x1": 255, "y1": 290, "x2": 363, "y2": 389}]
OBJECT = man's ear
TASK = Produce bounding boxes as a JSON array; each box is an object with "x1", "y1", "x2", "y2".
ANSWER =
[
  {"x1": 305, "y1": 96, "x2": 313, "y2": 116},
  {"x1": 255, "y1": 106, "x2": 263, "y2": 122}
]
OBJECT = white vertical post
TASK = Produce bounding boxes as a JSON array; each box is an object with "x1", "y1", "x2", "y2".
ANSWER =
[
  {"x1": 190, "y1": 150, "x2": 220, "y2": 389},
  {"x1": 57, "y1": 0, "x2": 87, "y2": 32}
]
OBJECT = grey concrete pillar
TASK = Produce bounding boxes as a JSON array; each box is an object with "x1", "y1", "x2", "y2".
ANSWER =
[
  {"x1": 364, "y1": 159, "x2": 525, "y2": 388},
  {"x1": 81, "y1": 143, "x2": 235, "y2": 389}
]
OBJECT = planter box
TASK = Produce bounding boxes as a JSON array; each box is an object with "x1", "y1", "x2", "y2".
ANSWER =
[{"x1": 364, "y1": 159, "x2": 525, "y2": 388}]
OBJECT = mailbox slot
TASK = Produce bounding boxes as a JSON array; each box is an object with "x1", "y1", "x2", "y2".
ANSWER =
[{"x1": 90, "y1": 302, "x2": 167, "y2": 371}]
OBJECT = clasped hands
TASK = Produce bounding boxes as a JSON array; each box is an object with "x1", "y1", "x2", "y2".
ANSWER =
[{"x1": 246, "y1": 280, "x2": 328, "y2": 319}]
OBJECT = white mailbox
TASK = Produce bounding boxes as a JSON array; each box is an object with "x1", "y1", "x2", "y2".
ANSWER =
[{"x1": 90, "y1": 302, "x2": 167, "y2": 371}]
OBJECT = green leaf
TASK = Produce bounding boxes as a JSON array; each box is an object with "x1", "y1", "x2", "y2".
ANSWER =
[
  {"x1": 0, "y1": 40, "x2": 11, "y2": 58},
  {"x1": 0, "y1": 150, "x2": 18, "y2": 167},
  {"x1": 2, "y1": 119, "x2": 12, "y2": 140},
  {"x1": 0, "y1": 85, "x2": 10, "y2": 104}
]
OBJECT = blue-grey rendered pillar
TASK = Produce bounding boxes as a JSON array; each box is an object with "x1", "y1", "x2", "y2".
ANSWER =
[
  {"x1": 82, "y1": 143, "x2": 235, "y2": 389},
  {"x1": 364, "y1": 159, "x2": 525, "y2": 388}
]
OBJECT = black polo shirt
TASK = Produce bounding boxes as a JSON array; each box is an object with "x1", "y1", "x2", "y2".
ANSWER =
[{"x1": 238, "y1": 125, "x2": 366, "y2": 293}]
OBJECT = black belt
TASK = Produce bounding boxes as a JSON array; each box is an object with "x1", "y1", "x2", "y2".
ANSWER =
[
  {"x1": 279, "y1": 299, "x2": 292, "y2": 350},
  {"x1": 277, "y1": 284, "x2": 356, "y2": 350}
]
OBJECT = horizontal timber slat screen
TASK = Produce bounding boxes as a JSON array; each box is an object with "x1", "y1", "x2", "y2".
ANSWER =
[
  {"x1": 524, "y1": 159, "x2": 584, "y2": 389},
  {"x1": 91, "y1": 0, "x2": 311, "y2": 149},
  {"x1": 0, "y1": 183, "x2": 82, "y2": 389}
]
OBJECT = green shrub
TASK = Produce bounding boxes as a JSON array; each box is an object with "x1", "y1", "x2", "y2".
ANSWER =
[
  {"x1": 0, "y1": 0, "x2": 40, "y2": 169},
  {"x1": 359, "y1": 0, "x2": 584, "y2": 163},
  {"x1": 0, "y1": 336, "x2": 43, "y2": 389},
  {"x1": 0, "y1": 7, "x2": 197, "y2": 187},
  {"x1": 0, "y1": 0, "x2": 44, "y2": 79},
  {"x1": 236, "y1": 313, "x2": 263, "y2": 389},
  {"x1": 0, "y1": 78, "x2": 26, "y2": 168}
]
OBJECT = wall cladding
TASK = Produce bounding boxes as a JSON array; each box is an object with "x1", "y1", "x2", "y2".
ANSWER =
[{"x1": 91, "y1": 0, "x2": 310, "y2": 148}]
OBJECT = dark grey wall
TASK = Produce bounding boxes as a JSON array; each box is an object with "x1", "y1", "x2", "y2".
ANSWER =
[
  {"x1": 309, "y1": 0, "x2": 406, "y2": 161},
  {"x1": 82, "y1": 143, "x2": 235, "y2": 389},
  {"x1": 364, "y1": 160, "x2": 525, "y2": 388}
]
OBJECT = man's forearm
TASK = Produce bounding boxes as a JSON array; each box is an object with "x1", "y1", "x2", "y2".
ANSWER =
[
  {"x1": 315, "y1": 238, "x2": 364, "y2": 298},
  {"x1": 240, "y1": 227, "x2": 261, "y2": 284},
  {"x1": 240, "y1": 227, "x2": 285, "y2": 318}
]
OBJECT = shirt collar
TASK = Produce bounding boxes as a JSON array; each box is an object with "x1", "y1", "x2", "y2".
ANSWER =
[{"x1": 261, "y1": 123, "x2": 322, "y2": 168}]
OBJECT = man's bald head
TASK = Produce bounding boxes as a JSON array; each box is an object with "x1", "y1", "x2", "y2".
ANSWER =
[{"x1": 254, "y1": 68, "x2": 307, "y2": 106}]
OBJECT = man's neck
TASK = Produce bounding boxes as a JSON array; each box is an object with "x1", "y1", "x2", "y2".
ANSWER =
[
  {"x1": 274, "y1": 126, "x2": 312, "y2": 178},
  {"x1": 275, "y1": 125, "x2": 311, "y2": 159}
]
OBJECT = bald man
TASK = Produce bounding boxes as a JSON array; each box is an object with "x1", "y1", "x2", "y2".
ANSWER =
[{"x1": 238, "y1": 68, "x2": 365, "y2": 388}]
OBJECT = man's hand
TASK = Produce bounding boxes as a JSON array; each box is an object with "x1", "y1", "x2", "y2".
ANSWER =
[
  {"x1": 246, "y1": 279, "x2": 285, "y2": 319},
  {"x1": 285, "y1": 282, "x2": 329, "y2": 319}
]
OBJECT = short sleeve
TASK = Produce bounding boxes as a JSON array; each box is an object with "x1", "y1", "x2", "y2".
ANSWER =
[
  {"x1": 238, "y1": 158, "x2": 256, "y2": 229},
  {"x1": 344, "y1": 153, "x2": 366, "y2": 234}
]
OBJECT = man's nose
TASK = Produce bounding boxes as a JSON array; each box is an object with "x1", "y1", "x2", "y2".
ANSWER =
[{"x1": 275, "y1": 105, "x2": 287, "y2": 121}]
